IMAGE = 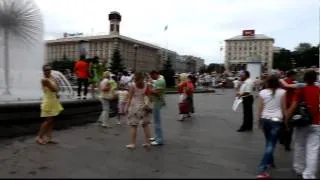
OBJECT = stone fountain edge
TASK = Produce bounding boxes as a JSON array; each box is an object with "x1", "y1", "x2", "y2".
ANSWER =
[{"x1": 0, "y1": 99, "x2": 102, "y2": 139}]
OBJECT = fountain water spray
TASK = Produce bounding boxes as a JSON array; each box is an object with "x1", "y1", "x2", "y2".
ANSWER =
[
  {"x1": 51, "y1": 70, "x2": 74, "y2": 99},
  {"x1": 0, "y1": 0, "x2": 43, "y2": 96}
]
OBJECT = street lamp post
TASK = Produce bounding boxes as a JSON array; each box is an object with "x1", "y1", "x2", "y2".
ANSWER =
[{"x1": 133, "y1": 44, "x2": 139, "y2": 71}]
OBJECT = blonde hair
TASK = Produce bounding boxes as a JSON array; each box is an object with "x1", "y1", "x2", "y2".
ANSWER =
[
  {"x1": 179, "y1": 73, "x2": 189, "y2": 82},
  {"x1": 102, "y1": 71, "x2": 110, "y2": 78}
]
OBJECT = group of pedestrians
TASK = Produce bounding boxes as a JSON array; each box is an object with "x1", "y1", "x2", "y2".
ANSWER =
[
  {"x1": 94, "y1": 69, "x2": 167, "y2": 148},
  {"x1": 37, "y1": 63, "x2": 167, "y2": 149},
  {"x1": 37, "y1": 60, "x2": 319, "y2": 178},
  {"x1": 235, "y1": 69, "x2": 319, "y2": 179}
]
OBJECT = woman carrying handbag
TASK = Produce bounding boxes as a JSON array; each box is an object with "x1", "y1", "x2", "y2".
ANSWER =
[{"x1": 178, "y1": 73, "x2": 195, "y2": 121}]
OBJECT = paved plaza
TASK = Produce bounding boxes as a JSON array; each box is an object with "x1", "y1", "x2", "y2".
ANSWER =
[{"x1": 0, "y1": 90, "x2": 296, "y2": 178}]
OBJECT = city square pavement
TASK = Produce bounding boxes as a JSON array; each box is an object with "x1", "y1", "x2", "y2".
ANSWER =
[{"x1": 0, "y1": 89, "x2": 296, "y2": 178}]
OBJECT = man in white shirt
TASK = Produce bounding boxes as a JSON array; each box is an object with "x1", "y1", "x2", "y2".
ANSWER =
[
  {"x1": 236, "y1": 71, "x2": 254, "y2": 132},
  {"x1": 233, "y1": 78, "x2": 241, "y2": 91},
  {"x1": 120, "y1": 71, "x2": 131, "y2": 90}
]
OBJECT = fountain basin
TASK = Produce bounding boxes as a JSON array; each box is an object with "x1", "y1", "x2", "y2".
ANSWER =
[{"x1": 0, "y1": 99, "x2": 102, "y2": 138}]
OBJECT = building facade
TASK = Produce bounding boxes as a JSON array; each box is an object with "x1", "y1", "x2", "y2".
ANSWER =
[
  {"x1": 273, "y1": 46, "x2": 282, "y2": 53},
  {"x1": 224, "y1": 30, "x2": 274, "y2": 73},
  {"x1": 45, "y1": 11, "x2": 176, "y2": 72},
  {"x1": 173, "y1": 55, "x2": 197, "y2": 73}
]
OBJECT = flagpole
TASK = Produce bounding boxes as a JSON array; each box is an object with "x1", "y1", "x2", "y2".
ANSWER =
[{"x1": 163, "y1": 25, "x2": 168, "y2": 64}]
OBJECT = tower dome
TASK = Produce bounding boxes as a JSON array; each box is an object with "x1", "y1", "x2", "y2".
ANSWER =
[{"x1": 108, "y1": 11, "x2": 121, "y2": 35}]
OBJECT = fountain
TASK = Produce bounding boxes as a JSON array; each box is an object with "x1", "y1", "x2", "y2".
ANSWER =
[
  {"x1": 0, "y1": 0, "x2": 44, "y2": 101},
  {"x1": 0, "y1": 0, "x2": 101, "y2": 138}
]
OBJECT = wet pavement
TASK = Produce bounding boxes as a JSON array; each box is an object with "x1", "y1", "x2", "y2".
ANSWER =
[{"x1": 0, "y1": 90, "x2": 296, "y2": 178}]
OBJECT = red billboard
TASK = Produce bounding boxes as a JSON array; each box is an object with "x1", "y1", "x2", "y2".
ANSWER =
[{"x1": 242, "y1": 30, "x2": 255, "y2": 36}]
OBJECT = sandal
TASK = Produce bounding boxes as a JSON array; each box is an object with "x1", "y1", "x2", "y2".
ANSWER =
[
  {"x1": 36, "y1": 137, "x2": 47, "y2": 145},
  {"x1": 142, "y1": 143, "x2": 151, "y2": 151},
  {"x1": 126, "y1": 144, "x2": 136, "y2": 150},
  {"x1": 47, "y1": 139, "x2": 59, "y2": 144}
]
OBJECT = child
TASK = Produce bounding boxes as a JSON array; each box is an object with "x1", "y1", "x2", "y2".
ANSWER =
[{"x1": 116, "y1": 83, "x2": 129, "y2": 125}]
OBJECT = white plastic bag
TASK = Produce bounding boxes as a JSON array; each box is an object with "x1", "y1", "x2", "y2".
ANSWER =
[
  {"x1": 179, "y1": 94, "x2": 187, "y2": 103},
  {"x1": 232, "y1": 97, "x2": 243, "y2": 112}
]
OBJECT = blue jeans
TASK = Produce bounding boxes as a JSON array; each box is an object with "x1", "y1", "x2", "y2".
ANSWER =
[
  {"x1": 258, "y1": 118, "x2": 281, "y2": 173},
  {"x1": 153, "y1": 105, "x2": 163, "y2": 144}
]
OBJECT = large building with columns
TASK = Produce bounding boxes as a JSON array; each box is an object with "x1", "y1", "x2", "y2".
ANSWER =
[
  {"x1": 224, "y1": 30, "x2": 274, "y2": 73},
  {"x1": 45, "y1": 11, "x2": 178, "y2": 72}
]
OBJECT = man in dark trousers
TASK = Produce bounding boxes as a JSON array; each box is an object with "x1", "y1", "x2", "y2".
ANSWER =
[
  {"x1": 74, "y1": 55, "x2": 90, "y2": 99},
  {"x1": 237, "y1": 71, "x2": 254, "y2": 132},
  {"x1": 279, "y1": 70, "x2": 297, "y2": 151}
]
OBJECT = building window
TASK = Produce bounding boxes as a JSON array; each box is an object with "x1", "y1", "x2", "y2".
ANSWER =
[
  {"x1": 110, "y1": 24, "x2": 114, "y2": 31},
  {"x1": 116, "y1": 25, "x2": 119, "y2": 32},
  {"x1": 249, "y1": 47, "x2": 252, "y2": 50},
  {"x1": 254, "y1": 46, "x2": 257, "y2": 50}
]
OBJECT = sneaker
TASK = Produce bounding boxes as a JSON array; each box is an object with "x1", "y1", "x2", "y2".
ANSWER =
[
  {"x1": 82, "y1": 96, "x2": 87, "y2": 100},
  {"x1": 77, "y1": 96, "x2": 81, "y2": 100},
  {"x1": 151, "y1": 141, "x2": 163, "y2": 146},
  {"x1": 268, "y1": 164, "x2": 276, "y2": 169},
  {"x1": 126, "y1": 144, "x2": 136, "y2": 150},
  {"x1": 256, "y1": 172, "x2": 270, "y2": 179},
  {"x1": 116, "y1": 121, "x2": 121, "y2": 125},
  {"x1": 149, "y1": 138, "x2": 155, "y2": 141},
  {"x1": 101, "y1": 124, "x2": 111, "y2": 128},
  {"x1": 178, "y1": 115, "x2": 185, "y2": 121}
]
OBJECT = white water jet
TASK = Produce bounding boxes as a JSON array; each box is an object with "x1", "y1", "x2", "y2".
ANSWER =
[
  {"x1": 51, "y1": 70, "x2": 74, "y2": 99},
  {"x1": 0, "y1": 0, "x2": 73, "y2": 101}
]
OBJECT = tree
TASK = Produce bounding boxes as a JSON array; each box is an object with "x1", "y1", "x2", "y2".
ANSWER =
[
  {"x1": 293, "y1": 45, "x2": 319, "y2": 68},
  {"x1": 273, "y1": 48, "x2": 292, "y2": 71},
  {"x1": 207, "y1": 63, "x2": 224, "y2": 73},
  {"x1": 62, "y1": 53, "x2": 68, "y2": 61},
  {"x1": 160, "y1": 56, "x2": 176, "y2": 87},
  {"x1": 50, "y1": 60, "x2": 75, "y2": 72},
  {"x1": 295, "y1": 43, "x2": 312, "y2": 52},
  {"x1": 199, "y1": 65, "x2": 207, "y2": 74},
  {"x1": 109, "y1": 49, "x2": 125, "y2": 73}
]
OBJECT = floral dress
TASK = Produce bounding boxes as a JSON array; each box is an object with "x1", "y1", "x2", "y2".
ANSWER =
[{"x1": 127, "y1": 83, "x2": 150, "y2": 126}]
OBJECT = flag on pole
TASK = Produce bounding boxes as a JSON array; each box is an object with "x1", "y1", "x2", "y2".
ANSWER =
[{"x1": 164, "y1": 25, "x2": 168, "y2": 31}]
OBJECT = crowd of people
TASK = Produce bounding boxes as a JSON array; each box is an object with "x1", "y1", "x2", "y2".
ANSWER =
[
  {"x1": 36, "y1": 56, "x2": 319, "y2": 179},
  {"x1": 37, "y1": 61, "x2": 169, "y2": 148},
  {"x1": 234, "y1": 69, "x2": 319, "y2": 179}
]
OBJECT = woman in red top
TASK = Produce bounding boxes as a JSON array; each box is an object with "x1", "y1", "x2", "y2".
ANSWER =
[
  {"x1": 178, "y1": 73, "x2": 195, "y2": 121},
  {"x1": 279, "y1": 70, "x2": 297, "y2": 151},
  {"x1": 288, "y1": 70, "x2": 320, "y2": 179}
]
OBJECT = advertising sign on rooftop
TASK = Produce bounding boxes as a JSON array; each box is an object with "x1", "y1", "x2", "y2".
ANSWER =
[{"x1": 242, "y1": 30, "x2": 255, "y2": 36}]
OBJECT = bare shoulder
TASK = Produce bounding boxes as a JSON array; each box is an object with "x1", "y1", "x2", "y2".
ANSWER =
[{"x1": 41, "y1": 78, "x2": 48, "y2": 84}]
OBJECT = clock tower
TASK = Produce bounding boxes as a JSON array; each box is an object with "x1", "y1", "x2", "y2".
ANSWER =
[{"x1": 108, "y1": 11, "x2": 121, "y2": 35}]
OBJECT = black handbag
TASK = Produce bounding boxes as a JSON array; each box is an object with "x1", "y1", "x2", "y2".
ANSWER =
[{"x1": 290, "y1": 89, "x2": 313, "y2": 127}]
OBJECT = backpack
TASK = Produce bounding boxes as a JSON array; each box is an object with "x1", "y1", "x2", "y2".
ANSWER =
[{"x1": 290, "y1": 88, "x2": 313, "y2": 127}]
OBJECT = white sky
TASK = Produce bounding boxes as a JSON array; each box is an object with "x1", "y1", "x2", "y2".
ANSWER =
[{"x1": 36, "y1": 0, "x2": 319, "y2": 64}]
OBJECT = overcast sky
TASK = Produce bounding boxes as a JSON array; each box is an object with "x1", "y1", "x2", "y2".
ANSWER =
[{"x1": 36, "y1": 0, "x2": 319, "y2": 64}]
